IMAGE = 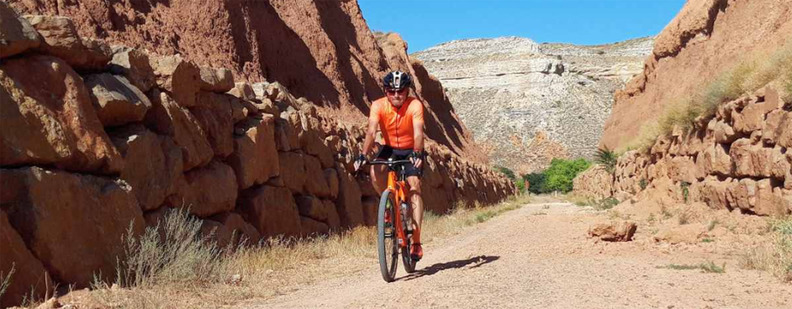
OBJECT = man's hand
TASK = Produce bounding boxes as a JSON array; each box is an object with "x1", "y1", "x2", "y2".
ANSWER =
[
  {"x1": 410, "y1": 151, "x2": 424, "y2": 169},
  {"x1": 353, "y1": 154, "x2": 367, "y2": 172}
]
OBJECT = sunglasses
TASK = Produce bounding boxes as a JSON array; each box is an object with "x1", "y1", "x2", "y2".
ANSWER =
[{"x1": 385, "y1": 88, "x2": 407, "y2": 95}]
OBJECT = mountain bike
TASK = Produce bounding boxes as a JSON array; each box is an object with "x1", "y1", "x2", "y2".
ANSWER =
[{"x1": 367, "y1": 158, "x2": 418, "y2": 282}]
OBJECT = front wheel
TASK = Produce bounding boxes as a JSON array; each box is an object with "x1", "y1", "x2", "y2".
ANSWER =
[{"x1": 377, "y1": 191, "x2": 398, "y2": 282}]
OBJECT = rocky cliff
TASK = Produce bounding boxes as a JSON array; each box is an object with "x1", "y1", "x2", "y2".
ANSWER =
[
  {"x1": 0, "y1": 3, "x2": 514, "y2": 307},
  {"x1": 601, "y1": 0, "x2": 792, "y2": 151},
  {"x1": 413, "y1": 36, "x2": 652, "y2": 173},
  {"x1": 5, "y1": 0, "x2": 484, "y2": 160}
]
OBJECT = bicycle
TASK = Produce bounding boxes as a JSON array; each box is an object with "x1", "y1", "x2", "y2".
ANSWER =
[{"x1": 365, "y1": 158, "x2": 418, "y2": 282}]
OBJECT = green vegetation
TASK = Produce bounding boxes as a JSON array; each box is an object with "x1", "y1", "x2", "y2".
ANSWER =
[
  {"x1": 522, "y1": 158, "x2": 591, "y2": 194},
  {"x1": 639, "y1": 178, "x2": 648, "y2": 190},
  {"x1": 589, "y1": 197, "x2": 620, "y2": 210},
  {"x1": 681, "y1": 181, "x2": 691, "y2": 204},
  {"x1": 741, "y1": 216, "x2": 792, "y2": 282},
  {"x1": 594, "y1": 147, "x2": 618, "y2": 174},
  {"x1": 494, "y1": 165, "x2": 516, "y2": 182},
  {"x1": 515, "y1": 178, "x2": 526, "y2": 192},
  {"x1": 658, "y1": 261, "x2": 725, "y2": 273}
]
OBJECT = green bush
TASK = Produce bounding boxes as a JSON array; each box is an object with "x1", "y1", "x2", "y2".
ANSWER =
[
  {"x1": 522, "y1": 158, "x2": 591, "y2": 194},
  {"x1": 494, "y1": 165, "x2": 516, "y2": 182},
  {"x1": 515, "y1": 178, "x2": 526, "y2": 192},
  {"x1": 594, "y1": 147, "x2": 617, "y2": 174},
  {"x1": 523, "y1": 172, "x2": 546, "y2": 194}
]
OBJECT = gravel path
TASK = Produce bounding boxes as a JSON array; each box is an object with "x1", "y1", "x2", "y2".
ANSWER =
[{"x1": 245, "y1": 202, "x2": 792, "y2": 309}]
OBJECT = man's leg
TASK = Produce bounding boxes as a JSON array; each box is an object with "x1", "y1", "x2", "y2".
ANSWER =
[
  {"x1": 406, "y1": 176, "x2": 423, "y2": 244},
  {"x1": 370, "y1": 165, "x2": 387, "y2": 195}
]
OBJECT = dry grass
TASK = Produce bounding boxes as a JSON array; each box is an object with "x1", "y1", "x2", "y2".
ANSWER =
[
  {"x1": 0, "y1": 265, "x2": 13, "y2": 302},
  {"x1": 658, "y1": 261, "x2": 725, "y2": 273},
  {"x1": 625, "y1": 42, "x2": 792, "y2": 153},
  {"x1": 740, "y1": 216, "x2": 792, "y2": 282},
  {"x1": 55, "y1": 195, "x2": 530, "y2": 308}
]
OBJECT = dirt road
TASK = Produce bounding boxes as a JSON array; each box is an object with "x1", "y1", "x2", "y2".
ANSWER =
[{"x1": 245, "y1": 202, "x2": 792, "y2": 309}]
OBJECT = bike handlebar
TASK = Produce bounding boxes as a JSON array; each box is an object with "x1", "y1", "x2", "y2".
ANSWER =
[{"x1": 367, "y1": 159, "x2": 413, "y2": 165}]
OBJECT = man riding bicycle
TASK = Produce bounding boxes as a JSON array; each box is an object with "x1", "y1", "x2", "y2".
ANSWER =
[{"x1": 354, "y1": 71, "x2": 426, "y2": 261}]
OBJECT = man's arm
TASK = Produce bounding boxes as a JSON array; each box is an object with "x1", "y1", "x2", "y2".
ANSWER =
[
  {"x1": 412, "y1": 101, "x2": 425, "y2": 153},
  {"x1": 362, "y1": 115, "x2": 379, "y2": 157}
]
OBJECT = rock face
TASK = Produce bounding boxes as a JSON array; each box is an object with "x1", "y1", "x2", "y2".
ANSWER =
[
  {"x1": 598, "y1": 87, "x2": 792, "y2": 216},
  {"x1": 0, "y1": 7, "x2": 517, "y2": 307},
  {"x1": 413, "y1": 36, "x2": 652, "y2": 173},
  {"x1": 573, "y1": 165, "x2": 614, "y2": 199},
  {"x1": 5, "y1": 0, "x2": 482, "y2": 160},
  {"x1": 601, "y1": 0, "x2": 792, "y2": 150},
  {"x1": 0, "y1": 2, "x2": 40, "y2": 59}
]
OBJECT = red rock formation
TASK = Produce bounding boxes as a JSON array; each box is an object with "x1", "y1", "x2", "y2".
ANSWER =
[
  {"x1": 601, "y1": 0, "x2": 792, "y2": 150},
  {"x1": 7, "y1": 0, "x2": 481, "y2": 159}
]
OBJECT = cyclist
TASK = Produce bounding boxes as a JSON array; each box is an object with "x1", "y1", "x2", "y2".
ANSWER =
[{"x1": 354, "y1": 71, "x2": 426, "y2": 261}]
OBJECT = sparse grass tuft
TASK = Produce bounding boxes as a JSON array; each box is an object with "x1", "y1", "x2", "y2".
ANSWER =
[
  {"x1": 708, "y1": 220, "x2": 719, "y2": 231},
  {"x1": 590, "y1": 197, "x2": 620, "y2": 211},
  {"x1": 594, "y1": 147, "x2": 618, "y2": 174},
  {"x1": 678, "y1": 209, "x2": 692, "y2": 225},
  {"x1": 628, "y1": 42, "x2": 792, "y2": 152},
  {"x1": 658, "y1": 261, "x2": 724, "y2": 273},
  {"x1": 0, "y1": 265, "x2": 14, "y2": 301},
  {"x1": 740, "y1": 216, "x2": 792, "y2": 282},
  {"x1": 115, "y1": 209, "x2": 228, "y2": 288}
]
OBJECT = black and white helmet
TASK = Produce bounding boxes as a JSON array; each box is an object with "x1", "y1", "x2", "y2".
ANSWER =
[{"x1": 383, "y1": 71, "x2": 412, "y2": 91}]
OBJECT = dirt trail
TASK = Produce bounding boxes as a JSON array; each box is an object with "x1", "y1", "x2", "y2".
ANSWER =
[{"x1": 243, "y1": 201, "x2": 792, "y2": 309}]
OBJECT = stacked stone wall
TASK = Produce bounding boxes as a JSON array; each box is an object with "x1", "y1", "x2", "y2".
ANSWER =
[
  {"x1": 611, "y1": 87, "x2": 792, "y2": 216},
  {"x1": 0, "y1": 8, "x2": 515, "y2": 307}
]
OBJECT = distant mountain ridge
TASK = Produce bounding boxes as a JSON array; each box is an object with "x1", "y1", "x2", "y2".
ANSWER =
[{"x1": 413, "y1": 36, "x2": 653, "y2": 173}]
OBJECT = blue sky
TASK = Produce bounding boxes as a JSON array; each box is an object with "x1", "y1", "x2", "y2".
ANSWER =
[{"x1": 358, "y1": 0, "x2": 685, "y2": 52}]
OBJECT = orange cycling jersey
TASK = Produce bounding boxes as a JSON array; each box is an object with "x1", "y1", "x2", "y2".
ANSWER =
[{"x1": 369, "y1": 96, "x2": 424, "y2": 150}]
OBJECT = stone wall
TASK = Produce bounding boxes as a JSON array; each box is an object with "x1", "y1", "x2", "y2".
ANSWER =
[
  {"x1": 610, "y1": 87, "x2": 792, "y2": 215},
  {"x1": 0, "y1": 8, "x2": 515, "y2": 307}
]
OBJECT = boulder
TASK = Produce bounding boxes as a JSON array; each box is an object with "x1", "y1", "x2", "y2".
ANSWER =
[
  {"x1": 191, "y1": 92, "x2": 235, "y2": 158},
  {"x1": 0, "y1": 55, "x2": 123, "y2": 174},
  {"x1": 0, "y1": 210, "x2": 52, "y2": 308},
  {"x1": 171, "y1": 160, "x2": 238, "y2": 217},
  {"x1": 0, "y1": 2, "x2": 40, "y2": 59},
  {"x1": 278, "y1": 151, "x2": 306, "y2": 193},
  {"x1": 295, "y1": 195, "x2": 340, "y2": 228},
  {"x1": 698, "y1": 177, "x2": 736, "y2": 210},
  {"x1": 227, "y1": 116, "x2": 279, "y2": 189},
  {"x1": 653, "y1": 224, "x2": 705, "y2": 244},
  {"x1": 274, "y1": 118, "x2": 299, "y2": 151},
  {"x1": 695, "y1": 143, "x2": 733, "y2": 176},
  {"x1": 149, "y1": 54, "x2": 200, "y2": 107},
  {"x1": 730, "y1": 139, "x2": 790, "y2": 179},
  {"x1": 587, "y1": 221, "x2": 637, "y2": 242},
  {"x1": 238, "y1": 185, "x2": 301, "y2": 238},
  {"x1": 84, "y1": 73, "x2": 151, "y2": 127},
  {"x1": 324, "y1": 168, "x2": 340, "y2": 199},
  {"x1": 109, "y1": 46, "x2": 156, "y2": 92},
  {"x1": 707, "y1": 119, "x2": 737, "y2": 144},
  {"x1": 732, "y1": 179, "x2": 791, "y2": 216},
  {"x1": 198, "y1": 67, "x2": 234, "y2": 93},
  {"x1": 228, "y1": 82, "x2": 255, "y2": 101},
  {"x1": 210, "y1": 212, "x2": 261, "y2": 246},
  {"x1": 1, "y1": 167, "x2": 144, "y2": 287},
  {"x1": 361, "y1": 196, "x2": 379, "y2": 226},
  {"x1": 572, "y1": 165, "x2": 614, "y2": 199},
  {"x1": 24, "y1": 15, "x2": 111, "y2": 70},
  {"x1": 304, "y1": 155, "x2": 331, "y2": 198},
  {"x1": 110, "y1": 125, "x2": 183, "y2": 211},
  {"x1": 144, "y1": 90, "x2": 213, "y2": 171},
  {"x1": 300, "y1": 130, "x2": 335, "y2": 168},
  {"x1": 335, "y1": 164, "x2": 364, "y2": 227},
  {"x1": 200, "y1": 219, "x2": 234, "y2": 249},
  {"x1": 732, "y1": 96, "x2": 779, "y2": 133},
  {"x1": 300, "y1": 216, "x2": 330, "y2": 236}
]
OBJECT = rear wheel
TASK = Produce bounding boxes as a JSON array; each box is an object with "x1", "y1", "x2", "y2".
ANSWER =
[{"x1": 377, "y1": 191, "x2": 398, "y2": 282}]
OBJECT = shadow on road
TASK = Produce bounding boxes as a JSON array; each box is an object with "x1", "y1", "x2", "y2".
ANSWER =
[{"x1": 401, "y1": 255, "x2": 500, "y2": 281}]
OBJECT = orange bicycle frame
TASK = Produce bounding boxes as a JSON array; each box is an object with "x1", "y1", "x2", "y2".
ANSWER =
[{"x1": 386, "y1": 170, "x2": 409, "y2": 249}]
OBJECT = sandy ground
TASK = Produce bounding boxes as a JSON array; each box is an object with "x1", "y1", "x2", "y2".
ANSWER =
[{"x1": 241, "y1": 201, "x2": 792, "y2": 309}]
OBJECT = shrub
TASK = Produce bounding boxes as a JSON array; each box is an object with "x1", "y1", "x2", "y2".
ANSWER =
[
  {"x1": 523, "y1": 172, "x2": 546, "y2": 195},
  {"x1": 741, "y1": 216, "x2": 792, "y2": 282},
  {"x1": 594, "y1": 147, "x2": 618, "y2": 174},
  {"x1": 494, "y1": 165, "x2": 516, "y2": 182},
  {"x1": 544, "y1": 158, "x2": 591, "y2": 193},
  {"x1": 116, "y1": 208, "x2": 228, "y2": 288},
  {"x1": 515, "y1": 178, "x2": 526, "y2": 192}
]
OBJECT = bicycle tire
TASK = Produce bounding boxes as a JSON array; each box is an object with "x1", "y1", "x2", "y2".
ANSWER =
[
  {"x1": 401, "y1": 205, "x2": 417, "y2": 273},
  {"x1": 377, "y1": 190, "x2": 399, "y2": 282}
]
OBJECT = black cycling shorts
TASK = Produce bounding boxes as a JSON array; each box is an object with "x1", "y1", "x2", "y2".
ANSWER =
[{"x1": 374, "y1": 145, "x2": 423, "y2": 178}]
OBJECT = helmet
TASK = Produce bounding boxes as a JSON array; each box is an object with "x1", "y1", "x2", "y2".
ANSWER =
[{"x1": 383, "y1": 71, "x2": 412, "y2": 91}]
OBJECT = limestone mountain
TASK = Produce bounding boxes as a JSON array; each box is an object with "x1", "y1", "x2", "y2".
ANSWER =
[{"x1": 413, "y1": 36, "x2": 653, "y2": 173}]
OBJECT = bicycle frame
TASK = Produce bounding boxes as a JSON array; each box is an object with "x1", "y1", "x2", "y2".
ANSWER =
[{"x1": 386, "y1": 169, "x2": 409, "y2": 249}]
